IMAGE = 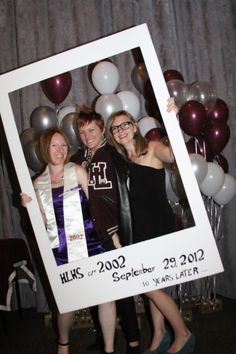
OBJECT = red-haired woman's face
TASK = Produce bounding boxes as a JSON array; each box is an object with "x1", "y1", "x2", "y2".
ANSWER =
[{"x1": 49, "y1": 133, "x2": 68, "y2": 165}]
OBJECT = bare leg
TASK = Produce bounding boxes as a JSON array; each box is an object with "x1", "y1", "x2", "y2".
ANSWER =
[
  {"x1": 145, "y1": 290, "x2": 191, "y2": 353},
  {"x1": 148, "y1": 299, "x2": 166, "y2": 351},
  {"x1": 57, "y1": 311, "x2": 75, "y2": 354},
  {"x1": 98, "y1": 301, "x2": 116, "y2": 353}
]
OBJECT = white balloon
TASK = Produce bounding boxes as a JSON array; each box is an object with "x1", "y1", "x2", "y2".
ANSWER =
[
  {"x1": 92, "y1": 61, "x2": 120, "y2": 94},
  {"x1": 189, "y1": 153, "x2": 208, "y2": 185},
  {"x1": 138, "y1": 116, "x2": 162, "y2": 137},
  {"x1": 200, "y1": 162, "x2": 225, "y2": 197},
  {"x1": 95, "y1": 94, "x2": 123, "y2": 123},
  {"x1": 213, "y1": 174, "x2": 236, "y2": 206},
  {"x1": 117, "y1": 90, "x2": 140, "y2": 119},
  {"x1": 57, "y1": 105, "x2": 76, "y2": 125}
]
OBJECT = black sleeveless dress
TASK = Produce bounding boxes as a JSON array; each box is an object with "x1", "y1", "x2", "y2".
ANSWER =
[{"x1": 128, "y1": 163, "x2": 175, "y2": 243}]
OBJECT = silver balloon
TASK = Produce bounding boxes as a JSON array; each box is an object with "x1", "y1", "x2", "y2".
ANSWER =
[
  {"x1": 60, "y1": 112, "x2": 80, "y2": 153},
  {"x1": 167, "y1": 80, "x2": 189, "y2": 108},
  {"x1": 95, "y1": 94, "x2": 123, "y2": 123},
  {"x1": 23, "y1": 139, "x2": 45, "y2": 172},
  {"x1": 30, "y1": 106, "x2": 58, "y2": 132},
  {"x1": 20, "y1": 127, "x2": 38, "y2": 148},
  {"x1": 131, "y1": 63, "x2": 149, "y2": 94},
  {"x1": 187, "y1": 81, "x2": 217, "y2": 113}
]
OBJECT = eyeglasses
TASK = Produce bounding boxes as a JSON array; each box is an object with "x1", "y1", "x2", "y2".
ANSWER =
[
  {"x1": 110, "y1": 121, "x2": 133, "y2": 135},
  {"x1": 50, "y1": 143, "x2": 68, "y2": 149}
]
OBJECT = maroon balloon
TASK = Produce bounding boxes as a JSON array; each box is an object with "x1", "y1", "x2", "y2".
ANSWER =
[
  {"x1": 179, "y1": 100, "x2": 207, "y2": 137},
  {"x1": 145, "y1": 128, "x2": 166, "y2": 141},
  {"x1": 207, "y1": 98, "x2": 229, "y2": 123},
  {"x1": 214, "y1": 154, "x2": 229, "y2": 173},
  {"x1": 186, "y1": 136, "x2": 213, "y2": 161},
  {"x1": 163, "y1": 69, "x2": 184, "y2": 83},
  {"x1": 145, "y1": 100, "x2": 163, "y2": 123},
  {"x1": 144, "y1": 79, "x2": 163, "y2": 122},
  {"x1": 41, "y1": 72, "x2": 72, "y2": 105},
  {"x1": 143, "y1": 79, "x2": 155, "y2": 101},
  {"x1": 203, "y1": 121, "x2": 230, "y2": 154}
]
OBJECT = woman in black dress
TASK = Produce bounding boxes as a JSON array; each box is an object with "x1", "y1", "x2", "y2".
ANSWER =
[{"x1": 106, "y1": 99, "x2": 195, "y2": 354}]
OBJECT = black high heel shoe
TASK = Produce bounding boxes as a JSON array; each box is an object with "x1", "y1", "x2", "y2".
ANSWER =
[{"x1": 166, "y1": 334, "x2": 195, "y2": 354}]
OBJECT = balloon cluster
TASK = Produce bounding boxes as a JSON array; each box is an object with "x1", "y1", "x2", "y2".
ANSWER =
[
  {"x1": 161, "y1": 70, "x2": 236, "y2": 312},
  {"x1": 21, "y1": 72, "x2": 80, "y2": 172},
  {"x1": 130, "y1": 65, "x2": 236, "y2": 225},
  {"x1": 91, "y1": 60, "x2": 141, "y2": 123},
  {"x1": 151, "y1": 68, "x2": 236, "y2": 210}
]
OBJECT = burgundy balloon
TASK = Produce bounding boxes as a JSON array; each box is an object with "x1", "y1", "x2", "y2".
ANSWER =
[
  {"x1": 214, "y1": 154, "x2": 229, "y2": 173},
  {"x1": 144, "y1": 79, "x2": 163, "y2": 122},
  {"x1": 207, "y1": 98, "x2": 229, "y2": 123},
  {"x1": 185, "y1": 136, "x2": 213, "y2": 161},
  {"x1": 145, "y1": 100, "x2": 163, "y2": 123},
  {"x1": 203, "y1": 121, "x2": 230, "y2": 154},
  {"x1": 143, "y1": 79, "x2": 155, "y2": 101},
  {"x1": 179, "y1": 100, "x2": 207, "y2": 137},
  {"x1": 163, "y1": 69, "x2": 184, "y2": 83},
  {"x1": 145, "y1": 128, "x2": 166, "y2": 141},
  {"x1": 41, "y1": 72, "x2": 72, "y2": 105}
]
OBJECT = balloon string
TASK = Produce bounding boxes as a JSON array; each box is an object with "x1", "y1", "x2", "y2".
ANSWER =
[
  {"x1": 202, "y1": 140, "x2": 206, "y2": 159},
  {"x1": 194, "y1": 137, "x2": 198, "y2": 154},
  {"x1": 55, "y1": 104, "x2": 60, "y2": 115}
]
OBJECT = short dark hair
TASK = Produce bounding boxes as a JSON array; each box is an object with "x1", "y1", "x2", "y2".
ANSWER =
[
  {"x1": 39, "y1": 128, "x2": 70, "y2": 164},
  {"x1": 76, "y1": 111, "x2": 104, "y2": 131}
]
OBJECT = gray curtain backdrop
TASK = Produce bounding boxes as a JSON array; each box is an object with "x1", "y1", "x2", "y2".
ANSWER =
[{"x1": 1, "y1": 0, "x2": 236, "y2": 311}]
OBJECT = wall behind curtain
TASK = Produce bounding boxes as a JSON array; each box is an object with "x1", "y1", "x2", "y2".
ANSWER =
[{"x1": 0, "y1": 0, "x2": 236, "y2": 310}]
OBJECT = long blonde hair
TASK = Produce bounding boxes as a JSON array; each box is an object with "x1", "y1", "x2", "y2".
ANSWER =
[{"x1": 106, "y1": 110, "x2": 148, "y2": 159}]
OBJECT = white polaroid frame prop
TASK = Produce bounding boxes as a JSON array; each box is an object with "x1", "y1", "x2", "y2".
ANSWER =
[{"x1": 0, "y1": 24, "x2": 223, "y2": 313}]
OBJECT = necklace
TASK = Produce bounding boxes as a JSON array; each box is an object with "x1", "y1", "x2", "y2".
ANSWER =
[
  {"x1": 51, "y1": 175, "x2": 64, "y2": 186},
  {"x1": 85, "y1": 149, "x2": 93, "y2": 171}
]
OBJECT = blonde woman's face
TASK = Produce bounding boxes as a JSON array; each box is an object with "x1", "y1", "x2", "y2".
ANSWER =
[{"x1": 110, "y1": 115, "x2": 135, "y2": 145}]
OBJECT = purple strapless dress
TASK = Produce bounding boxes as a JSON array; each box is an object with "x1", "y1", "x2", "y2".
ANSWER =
[{"x1": 51, "y1": 185, "x2": 105, "y2": 266}]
